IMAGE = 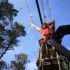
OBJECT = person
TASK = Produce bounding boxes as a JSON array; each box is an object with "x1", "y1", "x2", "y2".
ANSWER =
[
  {"x1": 29, "y1": 20, "x2": 55, "y2": 46},
  {"x1": 29, "y1": 20, "x2": 55, "y2": 59}
]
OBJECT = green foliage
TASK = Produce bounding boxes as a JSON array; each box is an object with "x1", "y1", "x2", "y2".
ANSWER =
[
  {"x1": 0, "y1": 0, "x2": 26, "y2": 59},
  {"x1": 0, "y1": 21, "x2": 26, "y2": 59},
  {"x1": 12, "y1": 61, "x2": 24, "y2": 70},
  {"x1": 0, "y1": 60, "x2": 6, "y2": 70},
  {"x1": 0, "y1": 0, "x2": 18, "y2": 20},
  {"x1": 11, "y1": 53, "x2": 28, "y2": 70}
]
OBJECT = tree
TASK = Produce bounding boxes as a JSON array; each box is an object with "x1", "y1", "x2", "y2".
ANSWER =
[
  {"x1": 0, "y1": 60, "x2": 6, "y2": 70},
  {"x1": 11, "y1": 53, "x2": 28, "y2": 70},
  {"x1": 0, "y1": 0, "x2": 26, "y2": 59},
  {"x1": 0, "y1": 0, "x2": 18, "y2": 20}
]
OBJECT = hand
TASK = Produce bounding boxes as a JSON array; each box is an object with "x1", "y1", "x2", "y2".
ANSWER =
[{"x1": 28, "y1": 18, "x2": 33, "y2": 24}]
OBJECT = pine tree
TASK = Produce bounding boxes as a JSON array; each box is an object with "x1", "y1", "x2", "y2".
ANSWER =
[
  {"x1": 0, "y1": 0, "x2": 26, "y2": 59},
  {"x1": 11, "y1": 53, "x2": 28, "y2": 70}
]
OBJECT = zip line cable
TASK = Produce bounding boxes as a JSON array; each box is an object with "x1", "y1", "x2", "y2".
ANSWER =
[{"x1": 36, "y1": 0, "x2": 43, "y2": 24}]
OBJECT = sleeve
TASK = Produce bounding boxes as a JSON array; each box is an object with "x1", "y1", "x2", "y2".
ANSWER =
[
  {"x1": 39, "y1": 29, "x2": 42, "y2": 33},
  {"x1": 30, "y1": 23, "x2": 41, "y2": 31}
]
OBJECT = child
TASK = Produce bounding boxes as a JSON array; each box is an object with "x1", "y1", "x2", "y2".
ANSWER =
[
  {"x1": 29, "y1": 20, "x2": 55, "y2": 59},
  {"x1": 29, "y1": 20, "x2": 55, "y2": 46}
]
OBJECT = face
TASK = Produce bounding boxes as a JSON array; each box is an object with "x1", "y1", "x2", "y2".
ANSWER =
[{"x1": 42, "y1": 23, "x2": 47, "y2": 29}]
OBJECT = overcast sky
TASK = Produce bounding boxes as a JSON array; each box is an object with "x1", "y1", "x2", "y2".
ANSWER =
[{"x1": 2, "y1": 0, "x2": 70, "y2": 70}]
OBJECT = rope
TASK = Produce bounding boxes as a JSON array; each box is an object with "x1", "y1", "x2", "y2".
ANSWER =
[
  {"x1": 21, "y1": 0, "x2": 35, "y2": 46},
  {"x1": 26, "y1": 0, "x2": 40, "y2": 38},
  {"x1": 46, "y1": 0, "x2": 52, "y2": 21},
  {"x1": 22, "y1": 0, "x2": 40, "y2": 47},
  {"x1": 40, "y1": 0, "x2": 47, "y2": 22},
  {"x1": 25, "y1": 0, "x2": 34, "y2": 34},
  {"x1": 26, "y1": 0, "x2": 31, "y2": 17}
]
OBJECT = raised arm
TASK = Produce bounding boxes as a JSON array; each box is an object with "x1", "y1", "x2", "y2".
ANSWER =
[{"x1": 29, "y1": 19, "x2": 40, "y2": 31}]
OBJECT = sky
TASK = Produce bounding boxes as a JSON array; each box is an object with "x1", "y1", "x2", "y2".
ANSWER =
[{"x1": 2, "y1": 0, "x2": 70, "y2": 70}]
